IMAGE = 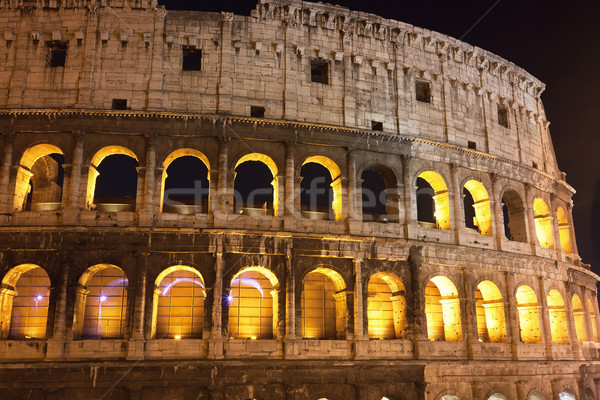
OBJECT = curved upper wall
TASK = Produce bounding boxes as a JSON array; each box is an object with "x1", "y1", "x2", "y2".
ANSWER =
[{"x1": 0, "y1": 0, "x2": 560, "y2": 178}]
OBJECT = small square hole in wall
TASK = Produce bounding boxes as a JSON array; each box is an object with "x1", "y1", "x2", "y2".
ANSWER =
[
  {"x1": 371, "y1": 121, "x2": 383, "y2": 131},
  {"x1": 532, "y1": 161, "x2": 538, "y2": 169},
  {"x1": 498, "y1": 104, "x2": 509, "y2": 128},
  {"x1": 415, "y1": 80, "x2": 431, "y2": 103},
  {"x1": 310, "y1": 58, "x2": 329, "y2": 84},
  {"x1": 468, "y1": 141, "x2": 477, "y2": 150},
  {"x1": 182, "y1": 47, "x2": 202, "y2": 71},
  {"x1": 46, "y1": 41, "x2": 67, "y2": 67},
  {"x1": 111, "y1": 99, "x2": 128, "y2": 110},
  {"x1": 251, "y1": 106, "x2": 265, "y2": 118}
]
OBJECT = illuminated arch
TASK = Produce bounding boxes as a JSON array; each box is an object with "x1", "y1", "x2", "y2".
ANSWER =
[
  {"x1": 547, "y1": 289, "x2": 569, "y2": 344},
  {"x1": 86, "y1": 146, "x2": 139, "y2": 208},
  {"x1": 572, "y1": 293, "x2": 587, "y2": 344},
  {"x1": 360, "y1": 164, "x2": 400, "y2": 222},
  {"x1": 556, "y1": 207, "x2": 572, "y2": 254},
  {"x1": 74, "y1": 264, "x2": 128, "y2": 339},
  {"x1": 228, "y1": 266, "x2": 279, "y2": 339},
  {"x1": 463, "y1": 179, "x2": 492, "y2": 236},
  {"x1": 515, "y1": 285, "x2": 542, "y2": 343},
  {"x1": 0, "y1": 264, "x2": 50, "y2": 339},
  {"x1": 486, "y1": 393, "x2": 509, "y2": 400},
  {"x1": 588, "y1": 298, "x2": 598, "y2": 342},
  {"x1": 302, "y1": 156, "x2": 343, "y2": 221},
  {"x1": 425, "y1": 276, "x2": 462, "y2": 341},
  {"x1": 302, "y1": 267, "x2": 347, "y2": 339},
  {"x1": 367, "y1": 272, "x2": 406, "y2": 339},
  {"x1": 152, "y1": 265, "x2": 206, "y2": 339},
  {"x1": 559, "y1": 390, "x2": 577, "y2": 400},
  {"x1": 501, "y1": 188, "x2": 528, "y2": 242},
  {"x1": 160, "y1": 149, "x2": 211, "y2": 213},
  {"x1": 416, "y1": 171, "x2": 450, "y2": 230},
  {"x1": 533, "y1": 198, "x2": 554, "y2": 248},
  {"x1": 474, "y1": 280, "x2": 507, "y2": 343},
  {"x1": 14, "y1": 144, "x2": 65, "y2": 212},
  {"x1": 528, "y1": 391, "x2": 549, "y2": 400},
  {"x1": 234, "y1": 153, "x2": 280, "y2": 217}
]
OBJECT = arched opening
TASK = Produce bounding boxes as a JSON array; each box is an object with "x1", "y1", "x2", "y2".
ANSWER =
[
  {"x1": 559, "y1": 390, "x2": 577, "y2": 400},
  {"x1": 529, "y1": 392, "x2": 549, "y2": 400},
  {"x1": 14, "y1": 144, "x2": 65, "y2": 212},
  {"x1": 547, "y1": 290, "x2": 569, "y2": 344},
  {"x1": 367, "y1": 272, "x2": 406, "y2": 339},
  {"x1": 234, "y1": 153, "x2": 278, "y2": 217},
  {"x1": 301, "y1": 156, "x2": 342, "y2": 221},
  {"x1": 161, "y1": 149, "x2": 210, "y2": 215},
  {"x1": 533, "y1": 198, "x2": 554, "y2": 248},
  {"x1": 361, "y1": 167, "x2": 399, "y2": 222},
  {"x1": 74, "y1": 265, "x2": 128, "y2": 339},
  {"x1": 301, "y1": 268, "x2": 346, "y2": 339},
  {"x1": 153, "y1": 266, "x2": 205, "y2": 339},
  {"x1": 463, "y1": 180, "x2": 492, "y2": 236},
  {"x1": 557, "y1": 207, "x2": 572, "y2": 253},
  {"x1": 474, "y1": 281, "x2": 507, "y2": 343},
  {"x1": 572, "y1": 294, "x2": 587, "y2": 344},
  {"x1": 487, "y1": 394, "x2": 509, "y2": 400},
  {"x1": 515, "y1": 285, "x2": 542, "y2": 344},
  {"x1": 0, "y1": 265, "x2": 50, "y2": 339},
  {"x1": 416, "y1": 171, "x2": 450, "y2": 230},
  {"x1": 502, "y1": 189, "x2": 527, "y2": 242},
  {"x1": 441, "y1": 395, "x2": 463, "y2": 400},
  {"x1": 87, "y1": 147, "x2": 139, "y2": 212},
  {"x1": 588, "y1": 298, "x2": 598, "y2": 342},
  {"x1": 228, "y1": 267, "x2": 279, "y2": 339},
  {"x1": 425, "y1": 276, "x2": 462, "y2": 341}
]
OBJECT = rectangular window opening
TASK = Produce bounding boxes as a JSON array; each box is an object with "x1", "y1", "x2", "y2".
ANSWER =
[
  {"x1": 182, "y1": 47, "x2": 202, "y2": 71},
  {"x1": 371, "y1": 121, "x2": 383, "y2": 131},
  {"x1": 112, "y1": 99, "x2": 128, "y2": 110},
  {"x1": 498, "y1": 104, "x2": 509, "y2": 128},
  {"x1": 467, "y1": 141, "x2": 477, "y2": 150},
  {"x1": 46, "y1": 41, "x2": 67, "y2": 67},
  {"x1": 251, "y1": 106, "x2": 265, "y2": 118},
  {"x1": 415, "y1": 80, "x2": 431, "y2": 103},
  {"x1": 310, "y1": 58, "x2": 329, "y2": 84}
]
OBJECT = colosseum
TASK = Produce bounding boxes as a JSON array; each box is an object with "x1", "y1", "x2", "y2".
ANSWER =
[{"x1": 0, "y1": 0, "x2": 598, "y2": 399}]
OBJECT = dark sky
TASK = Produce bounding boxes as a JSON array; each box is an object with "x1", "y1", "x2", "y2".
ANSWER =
[{"x1": 159, "y1": 0, "x2": 600, "y2": 274}]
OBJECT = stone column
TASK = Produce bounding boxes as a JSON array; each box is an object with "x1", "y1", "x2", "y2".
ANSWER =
[
  {"x1": 0, "y1": 131, "x2": 14, "y2": 217},
  {"x1": 46, "y1": 263, "x2": 69, "y2": 360},
  {"x1": 132, "y1": 254, "x2": 147, "y2": 340},
  {"x1": 62, "y1": 131, "x2": 85, "y2": 223},
  {"x1": 346, "y1": 150, "x2": 361, "y2": 223},
  {"x1": 214, "y1": 137, "x2": 230, "y2": 221},
  {"x1": 564, "y1": 282, "x2": 582, "y2": 360},
  {"x1": 400, "y1": 155, "x2": 414, "y2": 238},
  {"x1": 283, "y1": 141, "x2": 297, "y2": 220},
  {"x1": 461, "y1": 269, "x2": 476, "y2": 359},
  {"x1": 523, "y1": 183, "x2": 538, "y2": 254},
  {"x1": 537, "y1": 276, "x2": 554, "y2": 359},
  {"x1": 504, "y1": 272, "x2": 521, "y2": 358},
  {"x1": 582, "y1": 289, "x2": 596, "y2": 344},
  {"x1": 490, "y1": 173, "x2": 504, "y2": 249},
  {"x1": 549, "y1": 194, "x2": 563, "y2": 261},
  {"x1": 450, "y1": 163, "x2": 464, "y2": 244},
  {"x1": 138, "y1": 134, "x2": 157, "y2": 225},
  {"x1": 273, "y1": 175, "x2": 284, "y2": 217},
  {"x1": 353, "y1": 258, "x2": 365, "y2": 339},
  {"x1": 565, "y1": 203, "x2": 580, "y2": 260},
  {"x1": 208, "y1": 169, "x2": 219, "y2": 219},
  {"x1": 284, "y1": 243, "x2": 295, "y2": 338},
  {"x1": 211, "y1": 244, "x2": 224, "y2": 339}
]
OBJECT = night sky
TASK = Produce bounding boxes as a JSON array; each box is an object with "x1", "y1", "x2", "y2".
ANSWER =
[{"x1": 158, "y1": 0, "x2": 600, "y2": 274}]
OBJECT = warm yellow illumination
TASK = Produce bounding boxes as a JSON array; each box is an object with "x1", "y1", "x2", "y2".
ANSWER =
[
  {"x1": 302, "y1": 156, "x2": 343, "y2": 221},
  {"x1": 556, "y1": 207, "x2": 572, "y2": 254},
  {"x1": 418, "y1": 171, "x2": 450, "y2": 230},
  {"x1": 572, "y1": 294, "x2": 587, "y2": 344},
  {"x1": 533, "y1": 198, "x2": 554, "y2": 249},
  {"x1": 547, "y1": 289, "x2": 569, "y2": 344},
  {"x1": 154, "y1": 266, "x2": 205, "y2": 339},
  {"x1": 0, "y1": 264, "x2": 50, "y2": 339},
  {"x1": 588, "y1": 298, "x2": 598, "y2": 342},
  {"x1": 160, "y1": 149, "x2": 211, "y2": 212},
  {"x1": 234, "y1": 153, "x2": 280, "y2": 216},
  {"x1": 425, "y1": 276, "x2": 462, "y2": 342},
  {"x1": 515, "y1": 285, "x2": 542, "y2": 344},
  {"x1": 302, "y1": 268, "x2": 346, "y2": 339},
  {"x1": 86, "y1": 146, "x2": 139, "y2": 208},
  {"x1": 228, "y1": 267, "x2": 278, "y2": 339},
  {"x1": 463, "y1": 180, "x2": 492, "y2": 236},
  {"x1": 367, "y1": 272, "x2": 406, "y2": 339},
  {"x1": 475, "y1": 281, "x2": 507, "y2": 343},
  {"x1": 174, "y1": 335, "x2": 181, "y2": 340}
]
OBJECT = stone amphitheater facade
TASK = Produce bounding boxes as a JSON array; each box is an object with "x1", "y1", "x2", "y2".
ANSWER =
[{"x1": 0, "y1": 0, "x2": 599, "y2": 399}]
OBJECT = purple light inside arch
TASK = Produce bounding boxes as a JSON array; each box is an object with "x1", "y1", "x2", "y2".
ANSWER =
[
  {"x1": 99, "y1": 295, "x2": 107, "y2": 303},
  {"x1": 227, "y1": 293, "x2": 234, "y2": 303},
  {"x1": 231, "y1": 277, "x2": 264, "y2": 298},
  {"x1": 161, "y1": 278, "x2": 205, "y2": 296}
]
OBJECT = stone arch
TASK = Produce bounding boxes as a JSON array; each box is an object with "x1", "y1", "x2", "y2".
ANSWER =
[
  {"x1": 367, "y1": 271, "x2": 406, "y2": 339},
  {"x1": 14, "y1": 143, "x2": 65, "y2": 212},
  {"x1": 233, "y1": 153, "x2": 280, "y2": 217},
  {"x1": 556, "y1": 207, "x2": 572, "y2": 254},
  {"x1": 227, "y1": 266, "x2": 279, "y2": 339},
  {"x1": 572, "y1": 293, "x2": 587, "y2": 343},
  {"x1": 74, "y1": 264, "x2": 128, "y2": 339},
  {"x1": 463, "y1": 179, "x2": 492, "y2": 236},
  {"x1": 527, "y1": 390, "x2": 549, "y2": 400},
  {"x1": 160, "y1": 149, "x2": 211, "y2": 214},
  {"x1": 301, "y1": 267, "x2": 347, "y2": 339},
  {"x1": 474, "y1": 280, "x2": 507, "y2": 343},
  {"x1": 500, "y1": 187, "x2": 528, "y2": 242},
  {"x1": 547, "y1": 289, "x2": 569, "y2": 344},
  {"x1": 424, "y1": 275, "x2": 462, "y2": 341},
  {"x1": 533, "y1": 198, "x2": 554, "y2": 248},
  {"x1": 416, "y1": 170, "x2": 451, "y2": 230},
  {"x1": 434, "y1": 389, "x2": 465, "y2": 400},
  {"x1": 152, "y1": 265, "x2": 206, "y2": 339},
  {"x1": 559, "y1": 389, "x2": 577, "y2": 400},
  {"x1": 485, "y1": 393, "x2": 509, "y2": 400},
  {"x1": 515, "y1": 285, "x2": 542, "y2": 343},
  {"x1": 0, "y1": 264, "x2": 51, "y2": 339},
  {"x1": 300, "y1": 155, "x2": 343, "y2": 221},
  {"x1": 588, "y1": 298, "x2": 598, "y2": 342},
  {"x1": 358, "y1": 163, "x2": 400, "y2": 222},
  {"x1": 86, "y1": 146, "x2": 139, "y2": 210}
]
